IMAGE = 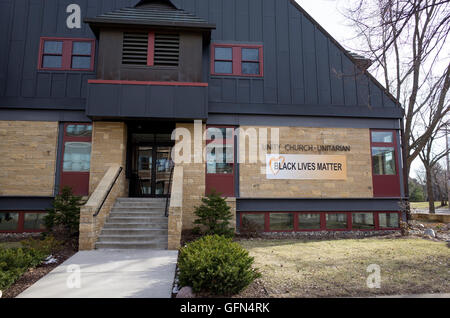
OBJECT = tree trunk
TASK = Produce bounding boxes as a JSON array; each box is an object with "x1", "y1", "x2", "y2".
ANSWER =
[{"x1": 425, "y1": 166, "x2": 435, "y2": 214}]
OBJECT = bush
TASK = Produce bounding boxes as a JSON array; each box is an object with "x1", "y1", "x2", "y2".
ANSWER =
[
  {"x1": 178, "y1": 235, "x2": 261, "y2": 296},
  {"x1": 45, "y1": 187, "x2": 82, "y2": 241},
  {"x1": 21, "y1": 235, "x2": 62, "y2": 256},
  {"x1": 193, "y1": 192, "x2": 234, "y2": 237},
  {"x1": 0, "y1": 247, "x2": 48, "y2": 291}
]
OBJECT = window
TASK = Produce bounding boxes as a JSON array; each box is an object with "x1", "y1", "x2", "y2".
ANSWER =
[
  {"x1": 241, "y1": 214, "x2": 265, "y2": 232},
  {"x1": 206, "y1": 127, "x2": 234, "y2": 175},
  {"x1": 298, "y1": 213, "x2": 321, "y2": 230},
  {"x1": 352, "y1": 213, "x2": 375, "y2": 230},
  {"x1": 205, "y1": 126, "x2": 236, "y2": 197},
  {"x1": 39, "y1": 38, "x2": 95, "y2": 71},
  {"x1": 0, "y1": 212, "x2": 19, "y2": 231},
  {"x1": 379, "y1": 213, "x2": 400, "y2": 229},
  {"x1": 0, "y1": 212, "x2": 47, "y2": 233},
  {"x1": 211, "y1": 44, "x2": 263, "y2": 77},
  {"x1": 326, "y1": 213, "x2": 348, "y2": 230},
  {"x1": 270, "y1": 213, "x2": 294, "y2": 231},
  {"x1": 60, "y1": 123, "x2": 93, "y2": 196},
  {"x1": 371, "y1": 131, "x2": 397, "y2": 176}
]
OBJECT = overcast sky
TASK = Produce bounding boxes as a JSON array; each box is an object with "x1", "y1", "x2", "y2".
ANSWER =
[{"x1": 294, "y1": 0, "x2": 444, "y2": 178}]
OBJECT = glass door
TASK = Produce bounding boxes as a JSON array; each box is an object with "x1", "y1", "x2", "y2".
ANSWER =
[
  {"x1": 137, "y1": 146, "x2": 153, "y2": 196},
  {"x1": 155, "y1": 147, "x2": 173, "y2": 196}
]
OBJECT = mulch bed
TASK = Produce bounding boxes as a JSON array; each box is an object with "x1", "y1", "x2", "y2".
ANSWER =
[{"x1": 1, "y1": 243, "x2": 77, "y2": 299}]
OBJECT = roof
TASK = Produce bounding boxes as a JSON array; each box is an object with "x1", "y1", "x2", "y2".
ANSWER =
[{"x1": 85, "y1": 0, "x2": 216, "y2": 31}]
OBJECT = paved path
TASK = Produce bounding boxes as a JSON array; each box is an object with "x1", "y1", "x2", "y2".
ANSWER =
[
  {"x1": 18, "y1": 250, "x2": 178, "y2": 298},
  {"x1": 412, "y1": 207, "x2": 450, "y2": 215}
]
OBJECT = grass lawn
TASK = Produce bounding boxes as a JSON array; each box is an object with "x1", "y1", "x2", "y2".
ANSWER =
[
  {"x1": 238, "y1": 238, "x2": 450, "y2": 297},
  {"x1": 411, "y1": 202, "x2": 442, "y2": 210}
]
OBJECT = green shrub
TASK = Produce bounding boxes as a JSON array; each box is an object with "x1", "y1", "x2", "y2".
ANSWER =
[
  {"x1": 45, "y1": 187, "x2": 82, "y2": 240},
  {"x1": 193, "y1": 192, "x2": 234, "y2": 237},
  {"x1": 178, "y1": 235, "x2": 261, "y2": 296},
  {"x1": 0, "y1": 247, "x2": 48, "y2": 291},
  {"x1": 21, "y1": 235, "x2": 62, "y2": 256}
]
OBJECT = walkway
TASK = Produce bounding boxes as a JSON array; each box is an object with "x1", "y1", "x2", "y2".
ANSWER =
[{"x1": 17, "y1": 249, "x2": 178, "y2": 298}]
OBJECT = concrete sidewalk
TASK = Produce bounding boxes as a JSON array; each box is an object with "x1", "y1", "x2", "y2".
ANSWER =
[{"x1": 17, "y1": 250, "x2": 178, "y2": 298}]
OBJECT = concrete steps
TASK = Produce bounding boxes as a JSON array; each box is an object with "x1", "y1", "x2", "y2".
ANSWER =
[{"x1": 95, "y1": 198, "x2": 169, "y2": 250}]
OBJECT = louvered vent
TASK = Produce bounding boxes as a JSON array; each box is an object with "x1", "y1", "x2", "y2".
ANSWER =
[
  {"x1": 154, "y1": 33, "x2": 180, "y2": 66},
  {"x1": 122, "y1": 32, "x2": 148, "y2": 65}
]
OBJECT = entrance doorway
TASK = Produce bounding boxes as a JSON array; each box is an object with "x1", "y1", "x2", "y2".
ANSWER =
[{"x1": 127, "y1": 123, "x2": 175, "y2": 198}]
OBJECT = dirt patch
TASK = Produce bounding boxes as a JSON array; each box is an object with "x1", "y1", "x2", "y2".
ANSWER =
[{"x1": 2, "y1": 243, "x2": 76, "y2": 299}]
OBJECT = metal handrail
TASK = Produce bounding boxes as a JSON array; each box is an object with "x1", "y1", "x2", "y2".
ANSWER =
[
  {"x1": 165, "y1": 163, "x2": 175, "y2": 217},
  {"x1": 93, "y1": 167, "x2": 123, "y2": 217}
]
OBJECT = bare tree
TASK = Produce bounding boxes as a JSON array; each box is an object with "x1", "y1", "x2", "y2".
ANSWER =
[
  {"x1": 417, "y1": 120, "x2": 449, "y2": 213},
  {"x1": 343, "y1": 0, "x2": 450, "y2": 179}
]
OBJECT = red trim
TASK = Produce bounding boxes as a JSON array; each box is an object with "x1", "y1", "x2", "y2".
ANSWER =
[
  {"x1": 38, "y1": 37, "x2": 96, "y2": 71},
  {"x1": 147, "y1": 32, "x2": 155, "y2": 66},
  {"x1": 0, "y1": 211, "x2": 47, "y2": 233},
  {"x1": 238, "y1": 211, "x2": 401, "y2": 233},
  {"x1": 88, "y1": 79, "x2": 208, "y2": 87},
  {"x1": 211, "y1": 43, "x2": 264, "y2": 77}
]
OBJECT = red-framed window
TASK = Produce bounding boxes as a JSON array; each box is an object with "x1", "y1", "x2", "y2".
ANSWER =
[
  {"x1": 0, "y1": 211, "x2": 47, "y2": 233},
  {"x1": 38, "y1": 37, "x2": 96, "y2": 71},
  {"x1": 205, "y1": 126, "x2": 236, "y2": 197},
  {"x1": 239, "y1": 211, "x2": 401, "y2": 233},
  {"x1": 60, "y1": 123, "x2": 93, "y2": 196},
  {"x1": 370, "y1": 130, "x2": 401, "y2": 197},
  {"x1": 211, "y1": 44, "x2": 264, "y2": 77}
]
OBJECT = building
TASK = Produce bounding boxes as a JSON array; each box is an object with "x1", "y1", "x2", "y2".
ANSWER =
[{"x1": 0, "y1": 0, "x2": 406, "y2": 249}]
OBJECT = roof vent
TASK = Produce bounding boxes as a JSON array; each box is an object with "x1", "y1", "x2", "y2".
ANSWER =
[
  {"x1": 154, "y1": 33, "x2": 180, "y2": 66},
  {"x1": 122, "y1": 32, "x2": 148, "y2": 65}
]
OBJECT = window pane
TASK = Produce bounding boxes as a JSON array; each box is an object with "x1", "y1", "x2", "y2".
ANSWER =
[
  {"x1": 270, "y1": 213, "x2": 294, "y2": 231},
  {"x1": 352, "y1": 213, "x2": 375, "y2": 230},
  {"x1": 242, "y1": 214, "x2": 265, "y2": 232},
  {"x1": 43, "y1": 55, "x2": 62, "y2": 68},
  {"x1": 66, "y1": 125, "x2": 92, "y2": 137},
  {"x1": 372, "y1": 131, "x2": 393, "y2": 143},
  {"x1": 242, "y1": 62, "x2": 260, "y2": 75},
  {"x1": 206, "y1": 145, "x2": 234, "y2": 174},
  {"x1": 372, "y1": 147, "x2": 396, "y2": 175},
  {"x1": 215, "y1": 47, "x2": 232, "y2": 60},
  {"x1": 63, "y1": 142, "x2": 92, "y2": 172},
  {"x1": 0, "y1": 212, "x2": 19, "y2": 231},
  {"x1": 44, "y1": 41, "x2": 63, "y2": 54},
  {"x1": 206, "y1": 127, "x2": 233, "y2": 141},
  {"x1": 72, "y1": 42, "x2": 92, "y2": 55},
  {"x1": 298, "y1": 213, "x2": 321, "y2": 230},
  {"x1": 326, "y1": 213, "x2": 348, "y2": 229},
  {"x1": 24, "y1": 213, "x2": 47, "y2": 231},
  {"x1": 379, "y1": 213, "x2": 399, "y2": 228},
  {"x1": 242, "y1": 48, "x2": 259, "y2": 61},
  {"x1": 214, "y1": 61, "x2": 233, "y2": 74},
  {"x1": 72, "y1": 56, "x2": 91, "y2": 69}
]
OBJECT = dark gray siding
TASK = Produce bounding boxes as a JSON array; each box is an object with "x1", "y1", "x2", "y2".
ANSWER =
[
  {"x1": 0, "y1": 0, "x2": 136, "y2": 111},
  {"x1": 0, "y1": 0, "x2": 401, "y2": 119},
  {"x1": 86, "y1": 83, "x2": 208, "y2": 119},
  {"x1": 172, "y1": 0, "x2": 402, "y2": 118}
]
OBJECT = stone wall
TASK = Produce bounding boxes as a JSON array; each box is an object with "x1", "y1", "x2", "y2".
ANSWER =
[
  {"x1": 239, "y1": 126, "x2": 374, "y2": 198},
  {"x1": 0, "y1": 121, "x2": 58, "y2": 196},
  {"x1": 89, "y1": 122, "x2": 128, "y2": 195},
  {"x1": 174, "y1": 122, "x2": 206, "y2": 230}
]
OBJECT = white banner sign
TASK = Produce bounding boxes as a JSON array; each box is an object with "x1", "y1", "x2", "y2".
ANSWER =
[{"x1": 266, "y1": 154, "x2": 347, "y2": 180}]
